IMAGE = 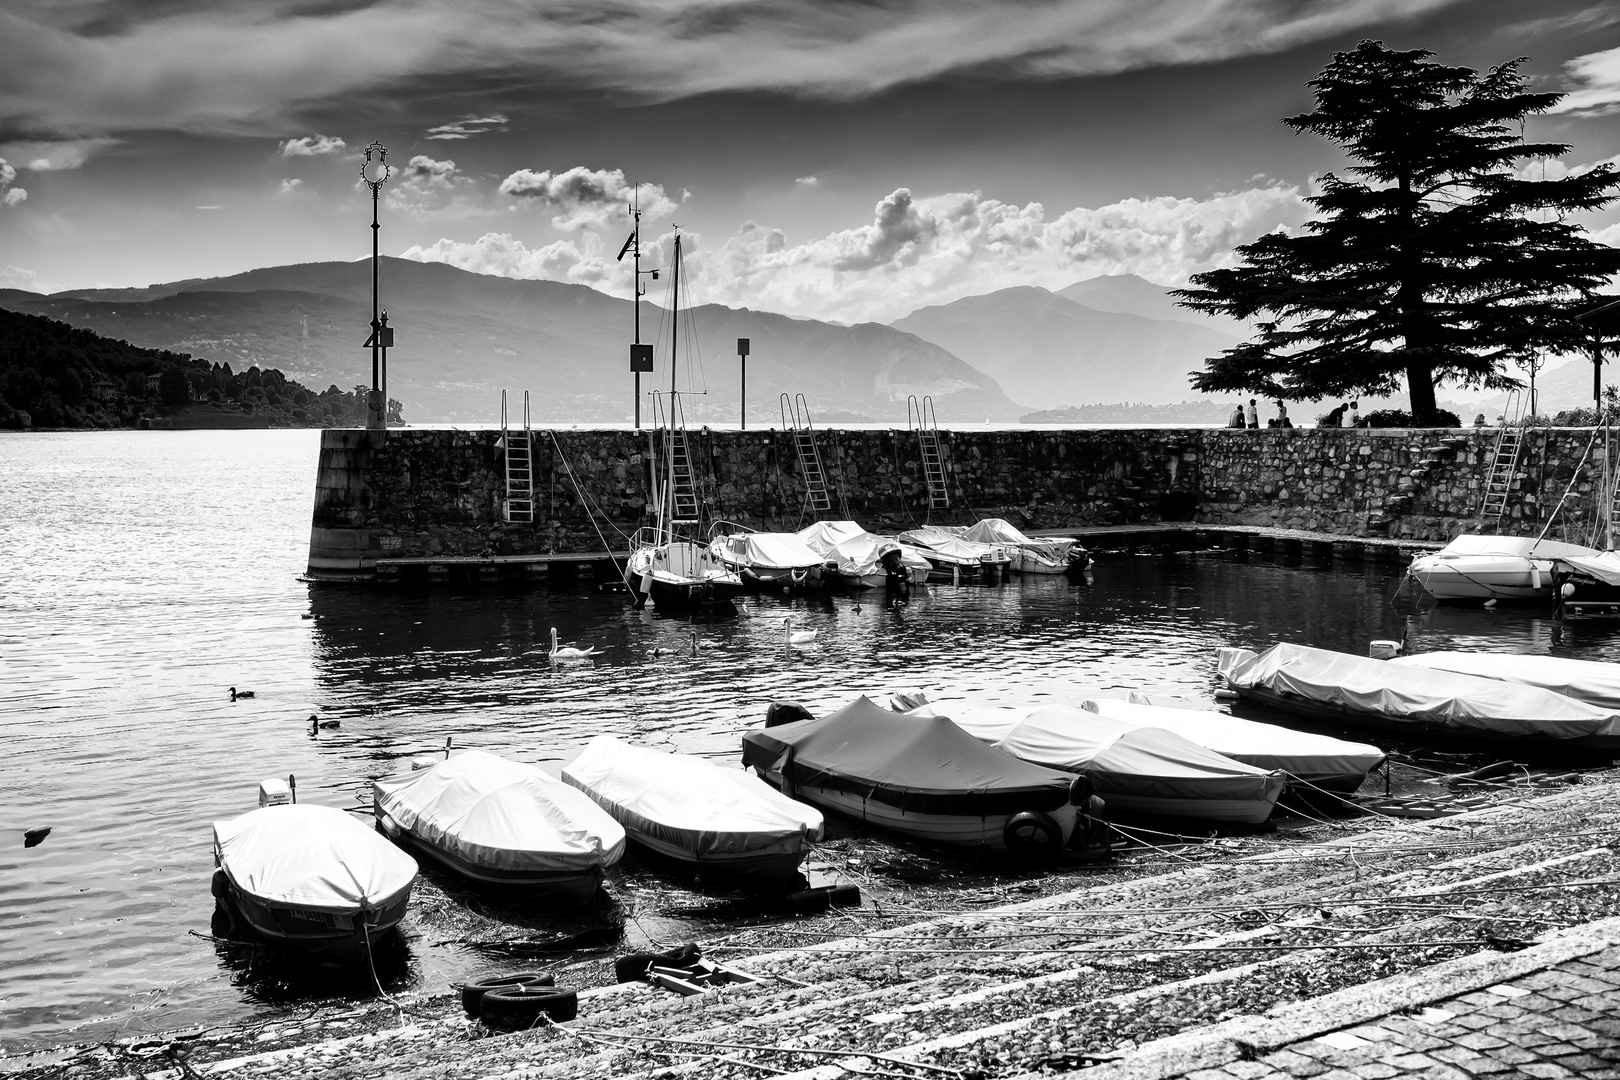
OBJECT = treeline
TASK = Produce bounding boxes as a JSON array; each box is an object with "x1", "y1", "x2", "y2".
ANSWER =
[{"x1": 0, "y1": 307, "x2": 397, "y2": 430}]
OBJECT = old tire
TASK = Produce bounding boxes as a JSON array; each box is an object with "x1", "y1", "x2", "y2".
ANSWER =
[
  {"x1": 480, "y1": 985, "x2": 579, "y2": 1029},
  {"x1": 1003, "y1": 811, "x2": 1063, "y2": 859},
  {"x1": 460, "y1": 973, "x2": 555, "y2": 1018}
]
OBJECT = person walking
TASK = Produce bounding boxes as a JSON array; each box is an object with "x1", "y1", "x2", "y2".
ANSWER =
[{"x1": 1245, "y1": 398, "x2": 1258, "y2": 429}]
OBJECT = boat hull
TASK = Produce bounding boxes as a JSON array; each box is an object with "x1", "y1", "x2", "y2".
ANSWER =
[
  {"x1": 644, "y1": 574, "x2": 746, "y2": 611},
  {"x1": 221, "y1": 881, "x2": 410, "y2": 960},
  {"x1": 1408, "y1": 556, "x2": 1553, "y2": 601},
  {"x1": 622, "y1": 830, "x2": 808, "y2": 888},
  {"x1": 375, "y1": 813, "x2": 605, "y2": 906},
  {"x1": 779, "y1": 781, "x2": 1077, "y2": 851}
]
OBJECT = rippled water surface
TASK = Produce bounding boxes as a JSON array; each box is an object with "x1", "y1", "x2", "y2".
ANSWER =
[{"x1": 6, "y1": 429, "x2": 1620, "y2": 1054}]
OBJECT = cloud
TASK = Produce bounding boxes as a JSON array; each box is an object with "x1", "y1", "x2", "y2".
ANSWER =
[
  {"x1": 795, "y1": 176, "x2": 820, "y2": 188},
  {"x1": 3, "y1": 188, "x2": 26, "y2": 208},
  {"x1": 279, "y1": 177, "x2": 303, "y2": 193},
  {"x1": 383, "y1": 154, "x2": 475, "y2": 215},
  {"x1": 425, "y1": 114, "x2": 508, "y2": 140},
  {"x1": 405, "y1": 180, "x2": 1311, "y2": 322},
  {"x1": 0, "y1": 265, "x2": 44, "y2": 291},
  {"x1": 279, "y1": 134, "x2": 347, "y2": 157},
  {"x1": 0, "y1": 159, "x2": 23, "y2": 207},
  {"x1": 0, "y1": 137, "x2": 116, "y2": 171},
  {"x1": 497, "y1": 167, "x2": 679, "y2": 231},
  {"x1": 194, "y1": 204, "x2": 222, "y2": 210},
  {"x1": 1554, "y1": 45, "x2": 1620, "y2": 115},
  {"x1": 0, "y1": 0, "x2": 1467, "y2": 137}
]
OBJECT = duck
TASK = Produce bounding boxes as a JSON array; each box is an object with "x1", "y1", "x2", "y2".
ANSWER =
[
  {"x1": 309, "y1": 714, "x2": 340, "y2": 732},
  {"x1": 783, "y1": 617, "x2": 818, "y2": 646},
  {"x1": 229, "y1": 687, "x2": 255, "y2": 700},
  {"x1": 550, "y1": 627, "x2": 601, "y2": 661},
  {"x1": 648, "y1": 643, "x2": 680, "y2": 657}
]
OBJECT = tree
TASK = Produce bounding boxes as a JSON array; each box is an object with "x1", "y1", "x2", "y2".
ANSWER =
[
  {"x1": 157, "y1": 367, "x2": 191, "y2": 406},
  {"x1": 1178, "y1": 41, "x2": 1620, "y2": 423}
]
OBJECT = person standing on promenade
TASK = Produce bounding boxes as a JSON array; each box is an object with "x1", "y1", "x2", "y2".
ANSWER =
[
  {"x1": 1245, "y1": 398, "x2": 1258, "y2": 429},
  {"x1": 1276, "y1": 400, "x2": 1292, "y2": 428},
  {"x1": 1347, "y1": 400, "x2": 1360, "y2": 427}
]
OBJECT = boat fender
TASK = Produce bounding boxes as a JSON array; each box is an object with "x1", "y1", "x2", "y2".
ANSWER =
[
  {"x1": 1066, "y1": 774, "x2": 1097, "y2": 806},
  {"x1": 1213, "y1": 688, "x2": 1239, "y2": 702},
  {"x1": 615, "y1": 943, "x2": 702, "y2": 984},
  {"x1": 461, "y1": 973, "x2": 555, "y2": 1018},
  {"x1": 1532, "y1": 565, "x2": 1542, "y2": 590},
  {"x1": 480, "y1": 985, "x2": 578, "y2": 1028},
  {"x1": 1003, "y1": 811, "x2": 1064, "y2": 859},
  {"x1": 210, "y1": 868, "x2": 231, "y2": 900}
]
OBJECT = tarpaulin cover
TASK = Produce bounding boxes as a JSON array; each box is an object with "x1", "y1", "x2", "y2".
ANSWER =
[
  {"x1": 373, "y1": 750, "x2": 626, "y2": 873},
  {"x1": 741, "y1": 695, "x2": 1076, "y2": 815},
  {"x1": 896, "y1": 527, "x2": 1007, "y2": 566},
  {"x1": 796, "y1": 521, "x2": 868, "y2": 553},
  {"x1": 212, "y1": 804, "x2": 418, "y2": 913},
  {"x1": 713, "y1": 531, "x2": 827, "y2": 571},
  {"x1": 1390, "y1": 651, "x2": 1620, "y2": 712},
  {"x1": 994, "y1": 704, "x2": 1285, "y2": 806},
  {"x1": 962, "y1": 519, "x2": 1075, "y2": 561},
  {"x1": 1420, "y1": 534, "x2": 1597, "y2": 560},
  {"x1": 887, "y1": 693, "x2": 1027, "y2": 744},
  {"x1": 1556, "y1": 551, "x2": 1620, "y2": 586},
  {"x1": 562, "y1": 736, "x2": 823, "y2": 856},
  {"x1": 1218, "y1": 642, "x2": 1620, "y2": 742},
  {"x1": 797, "y1": 522, "x2": 931, "y2": 580},
  {"x1": 1081, "y1": 697, "x2": 1385, "y2": 779}
]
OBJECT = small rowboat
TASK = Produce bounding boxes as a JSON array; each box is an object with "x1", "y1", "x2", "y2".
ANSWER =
[
  {"x1": 212, "y1": 802, "x2": 417, "y2": 960},
  {"x1": 562, "y1": 736, "x2": 823, "y2": 889},
  {"x1": 372, "y1": 750, "x2": 626, "y2": 906}
]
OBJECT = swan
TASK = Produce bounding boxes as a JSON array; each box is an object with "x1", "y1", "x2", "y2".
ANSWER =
[
  {"x1": 309, "y1": 714, "x2": 340, "y2": 732},
  {"x1": 550, "y1": 627, "x2": 601, "y2": 661},
  {"x1": 229, "y1": 686, "x2": 255, "y2": 700},
  {"x1": 783, "y1": 617, "x2": 818, "y2": 646},
  {"x1": 648, "y1": 643, "x2": 679, "y2": 657}
]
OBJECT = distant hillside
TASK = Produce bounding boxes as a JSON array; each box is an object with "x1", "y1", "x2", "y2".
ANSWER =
[
  {"x1": 1021, "y1": 399, "x2": 1233, "y2": 424},
  {"x1": 891, "y1": 286, "x2": 1239, "y2": 407},
  {"x1": 12, "y1": 259, "x2": 1025, "y2": 424},
  {"x1": 1057, "y1": 274, "x2": 1248, "y2": 337},
  {"x1": 0, "y1": 305, "x2": 372, "y2": 430}
]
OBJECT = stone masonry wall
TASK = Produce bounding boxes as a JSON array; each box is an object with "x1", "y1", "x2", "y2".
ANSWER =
[{"x1": 312, "y1": 425, "x2": 1610, "y2": 570}]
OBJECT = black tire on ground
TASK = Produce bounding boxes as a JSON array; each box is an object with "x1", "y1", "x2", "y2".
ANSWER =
[
  {"x1": 460, "y1": 972, "x2": 555, "y2": 1017},
  {"x1": 1003, "y1": 810, "x2": 1064, "y2": 859},
  {"x1": 480, "y1": 986, "x2": 579, "y2": 1029}
]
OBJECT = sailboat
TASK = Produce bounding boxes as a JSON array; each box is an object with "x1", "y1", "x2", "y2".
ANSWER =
[{"x1": 626, "y1": 233, "x2": 745, "y2": 612}]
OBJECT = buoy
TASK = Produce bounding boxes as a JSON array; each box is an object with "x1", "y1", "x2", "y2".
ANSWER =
[
  {"x1": 1484, "y1": 599, "x2": 1498, "y2": 608},
  {"x1": 1213, "y1": 688, "x2": 1239, "y2": 702},
  {"x1": 1562, "y1": 583, "x2": 1576, "y2": 599}
]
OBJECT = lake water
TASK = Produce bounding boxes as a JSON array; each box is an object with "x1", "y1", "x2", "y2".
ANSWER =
[{"x1": 2, "y1": 429, "x2": 1615, "y2": 1055}]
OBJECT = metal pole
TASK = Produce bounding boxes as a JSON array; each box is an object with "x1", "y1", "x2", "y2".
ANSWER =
[
  {"x1": 741, "y1": 353, "x2": 746, "y2": 430},
  {"x1": 370, "y1": 182, "x2": 380, "y2": 411},
  {"x1": 633, "y1": 209, "x2": 641, "y2": 431}
]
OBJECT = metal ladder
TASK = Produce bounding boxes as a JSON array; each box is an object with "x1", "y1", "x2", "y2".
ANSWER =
[
  {"x1": 1479, "y1": 389, "x2": 1528, "y2": 522},
  {"x1": 652, "y1": 391, "x2": 700, "y2": 524},
  {"x1": 908, "y1": 394, "x2": 950, "y2": 513},
  {"x1": 780, "y1": 393, "x2": 833, "y2": 514},
  {"x1": 500, "y1": 389, "x2": 533, "y2": 523}
]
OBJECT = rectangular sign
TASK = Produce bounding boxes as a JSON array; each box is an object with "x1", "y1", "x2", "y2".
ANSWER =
[
  {"x1": 737, "y1": 337, "x2": 750, "y2": 356},
  {"x1": 630, "y1": 343, "x2": 654, "y2": 372}
]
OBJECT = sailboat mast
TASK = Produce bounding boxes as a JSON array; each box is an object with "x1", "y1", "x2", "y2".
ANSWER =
[{"x1": 670, "y1": 234, "x2": 681, "y2": 395}]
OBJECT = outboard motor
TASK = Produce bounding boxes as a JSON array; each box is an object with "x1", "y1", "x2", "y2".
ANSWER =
[
  {"x1": 880, "y1": 547, "x2": 911, "y2": 600},
  {"x1": 765, "y1": 701, "x2": 816, "y2": 728}
]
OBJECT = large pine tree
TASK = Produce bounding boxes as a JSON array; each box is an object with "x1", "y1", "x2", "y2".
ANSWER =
[{"x1": 1178, "y1": 41, "x2": 1620, "y2": 423}]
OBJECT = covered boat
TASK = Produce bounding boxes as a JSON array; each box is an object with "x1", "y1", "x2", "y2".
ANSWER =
[
  {"x1": 742, "y1": 695, "x2": 1080, "y2": 854},
  {"x1": 1390, "y1": 651, "x2": 1620, "y2": 712},
  {"x1": 796, "y1": 521, "x2": 931, "y2": 588},
  {"x1": 628, "y1": 538, "x2": 746, "y2": 611},
  {"x1": 709, "y1": 526, "x2": 832, "y2": 588},
  {"x1": 1218, "y1": 642, "x2": 1620, "y2": 752},
  {"x1": 562, "y1": 736, "x2": 823, "y2": 888},
  {"x1": 1080, "y1": 696, "x2": 1385, "y2": 794},
  {"x1": 1407, "y1": 534, "x2": 1598, "y2": 602},
  {"x1": 212, "y1": 803, "x2": 418, "y2": 959},
  {"x1": 372, "y1": 750, "x2": 626, "y2": 905},
  {"x1": 895, "y1": 526, "x2": 1014, "y2": 583},
  {"x1": 961, "y1": 518, "x2": 1090, "y2": 575}
]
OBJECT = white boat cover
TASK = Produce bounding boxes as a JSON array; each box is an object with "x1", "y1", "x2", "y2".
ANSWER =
[
  {"x1": 1390, "y1": 651, "x2": 1620, "y2": 712},
  {"x1": 897, "y1": 527, "x2": 1009, "y2": 565},
  {"x1": 213, "y1": 804, "x2": 418, "y2": 913},
  {"x1": 1418, "y1": 534, "x2": 1598, "y2": 560},
  {"x1": 562, "y1": 736, "x2": 823, "y2": 856},
  {"x1": 712, "y1": 531, "x2": 827, "y2": 571},
  {"x1": 995, "y1": 704, "x2": 1286, "y2": 807},
  {"x1": 887, "y1": 694, "x2": 1028, "y2": 744},
  {"x1": 1556, "y1": 551, "x2": 1620, "y2": 586},
  {"x1": 962, "y1": 518, "x2": 1075, "y2": 560},
  {"x1": 1219, "y1": 642, "x2": 1620, "y2": 742},
  {"x1": 1081, "y1": 697, "x2": 1385, "y2": 779},
  {"x1": 797, "y1": 522, "x2": 931, "y2": 581},
  {"x1": 372, "y1": 750, "x2": 626, "y2": 874},
  {"x1": 797, "y1": 520, "x2": 868, "y2": 553}
]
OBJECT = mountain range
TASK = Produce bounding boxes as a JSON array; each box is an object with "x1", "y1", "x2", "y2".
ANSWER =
[{"x1": 1, "y1": 263, "x2": 1241, "y2": 424}]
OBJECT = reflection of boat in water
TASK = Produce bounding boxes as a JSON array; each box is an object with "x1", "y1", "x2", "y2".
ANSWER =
[
  {"x1": 1391, "y1": 650, "x2": 1620, "y2": 712},
  {"x1": 707, "y1": 522, "x2": 831, "y2": 589},
  {"x1": 1407, "y1": 534, "x2": 1597, "y2": 602},
  {"x1": 795, "y1": 520, "x2": 930, "y2": 589},
  {"x1": 743, "y1": 696, "x2": 1080, "y2": 854},
  {"x1": 372, "y1": 750, "x2": 625, "y2": 906},
  {"x1": 212, "y1": 785, "x2": 417, "y2": 961},
  {"x1": 961, "y1": 518, "x2": 1090, "y2": 575},
  {"x1": 562, "y1": 735, "x2": 823, "y2": 889},
  {"x1": 896, "y1": 525, "x2": 1014, "y2": 583},
  {"x1": 1219, "y1": 642, "x2": 1620, "y2": 752}
]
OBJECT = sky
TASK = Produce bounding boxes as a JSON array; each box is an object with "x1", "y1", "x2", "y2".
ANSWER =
[{"x1": 3, "y1": 0, "x2": 1620, "y2": 324}]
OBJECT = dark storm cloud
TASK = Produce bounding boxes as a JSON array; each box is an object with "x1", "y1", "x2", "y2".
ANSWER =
[{"x1": 0, "y1": 0, "x2": 1470, "y2": 138}]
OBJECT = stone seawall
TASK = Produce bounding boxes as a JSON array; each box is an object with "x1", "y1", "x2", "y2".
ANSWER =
[{"x1": 305, "y1": 425, "x2": 1605, "y2": 578}]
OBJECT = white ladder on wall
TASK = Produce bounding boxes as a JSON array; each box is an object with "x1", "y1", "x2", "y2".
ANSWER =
[
  {"x1": 1479, "y1": 390, "x2": 1528, "y2": 522},
  {"x1": 501, "y1": 389, "x2": 533, "y2": 523},
  {"x1": 652, "y1": 391, "x2": 700, "y2": 525},
  {"x1": 780, "y1": 393, "x2": 833, "y2": 514},
  {"x1": 909, "y1": 395, "x2": 950, "y2": 513}
]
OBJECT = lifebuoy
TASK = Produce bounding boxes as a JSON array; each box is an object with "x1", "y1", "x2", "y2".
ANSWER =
[{"x1": 1003, "y1": 811, "x2": 1063, "y2": 858}]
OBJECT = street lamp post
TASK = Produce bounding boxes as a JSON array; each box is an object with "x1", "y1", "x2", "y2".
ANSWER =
[{"x1": 361, "y1": 142, "x2": 392, "y2": 430}]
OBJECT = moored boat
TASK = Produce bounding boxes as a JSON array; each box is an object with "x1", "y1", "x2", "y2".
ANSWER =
[
  {"x1": 1407, "y1": 534, "x2": 1598, "y2": 602},
  {"x1": 795, "y1": 520, "x2": 931, "y2": 589},
  {"x1": 562, "y1": 736, "x2": 823, "y2": 888},
  {"x1": 212, "y1": 791, "x2": 418, "y2": 960},
  {"x1": 708, "y1": 524, "x2": 832, "y2": 589},
  {"x1": 961, "y1": 518, "x2": 1090, "y2": 575},
  {"x1": 895, "y1": 526, "x2": 1014, "y2": 583},
  {"x1": 742, "y1": 695, "x2": 1081, "y2": 855},
  {"x1": 372, "y1": 750, "x2": 626, "y2": 906},
  {"x1": 1390, "y1": 650, "x2": 1620, "y2": 712},
  {"x1": 629, "y1": 534, "x2": 746, "y2": 611},
  {"x1": 1218, "y1": 642, "x2": 1620, "y2": 752}
]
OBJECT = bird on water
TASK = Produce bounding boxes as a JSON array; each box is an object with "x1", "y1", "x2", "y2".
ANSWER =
[
  {"x1": 309, "y1": 715, "x2": 340, "y2": 733},
  {"x1": 550, "y1": 627, "x2": 601, "y2": 661},
  {"x1": 783, "y1": 617, "x2": 818, "y2": 646},
  {"x1": 229, "y1": 687, "x2": 255, "y2": 700}
]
